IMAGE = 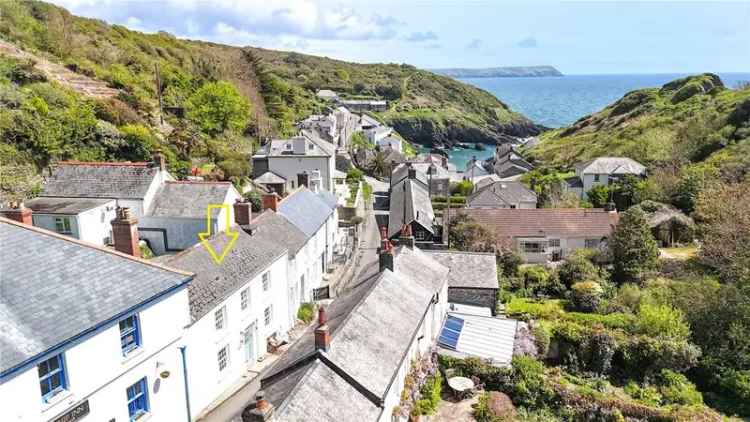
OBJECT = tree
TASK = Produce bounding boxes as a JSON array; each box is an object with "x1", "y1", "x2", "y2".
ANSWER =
[
  {"x1": 185, "y1": 81, "x2": 250, "y2": 136},
  {"x1": 452, "y1": 180, "x2": 474, "y2": 197},
  {"x1": 350, "y1": 132, "x2": 373, "y2": 151},
  {"x1": 694, "y1": 181, "x2": 750, "y2": 284},
  {"x1": 586, "y1": 184, "x2": 611, "y2": 208},
  {"x1": 557, "y1": 249, "x2": 600, "y2": 288},
  {"x1": 369, "y1": 151, "x2": 389, "y2": 177},
  {"x1": 448, "y1": 214, "x2": 497, "y2": 252},
  {"x1": 610, "y1": 207, "x2": 659, "y2": 283}
]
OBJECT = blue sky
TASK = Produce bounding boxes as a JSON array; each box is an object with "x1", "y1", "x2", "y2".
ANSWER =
[{"x1": 51, "y1": 0, "x2": 750, "y2": 74}]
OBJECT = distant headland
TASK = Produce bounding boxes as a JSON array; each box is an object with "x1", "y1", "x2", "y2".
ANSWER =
[{"x1": 431, "y1": 65, "x2": 563, "y2": 78}]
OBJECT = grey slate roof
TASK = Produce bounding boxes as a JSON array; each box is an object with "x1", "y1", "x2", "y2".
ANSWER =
[
  {"x1": 390, "y1": 163, "x2": 429, "y2": 187},
  {"x1": 247, "y1": 210, "x2": 307, "y2": 256},
  {"x1": 24, "y1": 197, "x2": 113, "y2": 215},
  {"x1": 426, "y1": 251, "x2": 498, "y2": 289},
  {"x1": 163, "y1": 223, "x2": 287, "y2": 321},
  {"x1": 0, "y1": 219, "x2": 192, "y2": 376},
  {"x1": 576, "y1": 157, "x2": 646, "y2": 175},
  {"x1": 260, "y1": 246, "x2": 449, "y2": 421},
  {"x1": 388, "y1": 178, "x2": 435, "y2": 238},
  {"x1": 147, "y1": 181, "x2": 235, "y2": 219},
  {"x1": 254, "y1": 171, "x2": 287, "y2": 185},
  {"x1": 278, "y1": 188, "x2": 336, "y2": 238},
  {"x1": 466, "y1": 181, "x2": 537, "y2": 208},
  {"x1": 41, "y1": 162, "x2": 162, "y2": 199}
]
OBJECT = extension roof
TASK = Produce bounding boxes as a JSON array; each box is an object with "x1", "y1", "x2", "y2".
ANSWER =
[
  {"x1": 388, "y1": 178, "x2": 435, "y2": 238},
  {"x1": 426, "y1": 251, "x2": 498, "y2": 289},
  {"x1": 147, "y1": 181, "x2": 235, "y2": 219},
  {"x1": 576, "y1": 157, "x2": 646, "y2": 175},
  {"x1": 466, "y1": 181, "x2": 537, "y2": 208},
  {"x1": 0, "y1": 218, "x2": 192, "y2": 378},
  {"x1": 24, "y1": 197, "x2": 113, "y2": 215}
]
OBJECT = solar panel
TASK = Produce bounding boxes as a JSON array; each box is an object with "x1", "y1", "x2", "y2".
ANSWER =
[{"x1": 438, "y1": 316, "x2": 464, "y2": 350}]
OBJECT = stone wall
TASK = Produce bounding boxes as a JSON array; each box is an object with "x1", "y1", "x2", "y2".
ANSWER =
[{"x1": 448, "y1": 287, "x2": 497, "y2": 315}]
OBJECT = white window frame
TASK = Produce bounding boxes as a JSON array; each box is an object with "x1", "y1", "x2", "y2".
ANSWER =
[
  {"x1": 264, "y1": 306, "x2": 272, "y2": 326},
  {"x1": 214, "y1": 306, "x2": 226, "y2": 330},
  {"x1": 549, "y1": 239, "x2": 561, "y2": 248},
  {"x1": 240, "y1": 288, "x2": 249, "y2": 311},
  {"x1": 54, "y1": 217, "x2": 72, "y2": 235},
  {"x1": 585, "y1": 238, "x2": 600, "y2": 249},
  {"x1": 520, "y1": 241, "x2": 544, "y2": 254},
  {"x1": 262, "y1": 272, "x2": 270, "y2": 291}
]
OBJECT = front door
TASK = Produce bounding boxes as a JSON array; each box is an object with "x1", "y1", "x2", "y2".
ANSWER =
[{"x1": 243, "y1": 323, "x2": 256, "y2": 365}]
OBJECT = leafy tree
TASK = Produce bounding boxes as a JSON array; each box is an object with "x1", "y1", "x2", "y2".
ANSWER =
[
  {"x1": 497, "y1": 250, "x2": 522, "y2": 277},
  {"x1": 448, "y1": 214, "x2": 497, "y2": 252},
  {"x1": 369, "y1": 151, "x2": 390, "y2": 177},
  {"x1": 673, "y1": 164, "x2": 719, "y2": 214},
  {"x1": 611, "y1": 207, "x2": 659, "y2": 283},
  {"x1": 350, "y1": 132, "x2": 373, "y2": 151},
  {"x1": 694, "y1": 181, "x2": 750, "y2": 284},
  {"x1": 346, "y1": 167, "x2": 364, "y2": 183},
  {"x1": 243, "y1": 190, "x2": 263, "y2": 212},
  {"x1": 570, "y1": 281, "x2": 604, "y2": 312},
  {"x1": 185, "y1": 81, "x2": 250, "y2": 135},
  {"x1": 587, "y1": 184, "x2": 612, "y2": 208},
  {"x1": 557, "y1": 249, "x2": 600, "y2": 288},
  {"x1": 119, "y1": 124, "x2": 157, "y2": 161},
  {"x1": 451, "y1": 180, "x2": 474, "y2": 196}
]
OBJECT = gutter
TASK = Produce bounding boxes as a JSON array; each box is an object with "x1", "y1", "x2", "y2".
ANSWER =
[{"x1": 179, "y1": 346, "x2": 192, "y2": 422}]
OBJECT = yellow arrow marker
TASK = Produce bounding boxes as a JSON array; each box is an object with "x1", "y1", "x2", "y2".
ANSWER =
[{"x1": 198, "y1": 204, "x2": 239, "y2": 265}]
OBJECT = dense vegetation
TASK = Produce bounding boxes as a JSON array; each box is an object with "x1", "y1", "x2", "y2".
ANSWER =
[{"x1": 0, "y1": 1, "x2": 540, "y2": 202}]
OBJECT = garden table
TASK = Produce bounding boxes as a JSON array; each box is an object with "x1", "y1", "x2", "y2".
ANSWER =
[{"x1": 447, "y1": 376, "x2": 474, "y2": 399}]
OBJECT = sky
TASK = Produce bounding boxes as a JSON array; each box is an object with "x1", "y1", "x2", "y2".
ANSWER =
[{"x1": 50, "y1": 0, "x2": 750, "y2": 74}]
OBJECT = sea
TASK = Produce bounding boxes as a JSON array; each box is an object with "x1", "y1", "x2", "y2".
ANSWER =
[{"x1": 420, "y1": 72, "x2": 750, "y2": 170}]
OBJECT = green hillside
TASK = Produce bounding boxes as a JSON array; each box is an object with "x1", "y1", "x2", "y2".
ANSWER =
[{"x1": 0, "y1": 1, "x2": 539, "y2": 202}]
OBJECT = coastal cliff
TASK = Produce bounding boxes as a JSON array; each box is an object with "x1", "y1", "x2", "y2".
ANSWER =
[{"x1": 431, "y1": 65, "x2": 563, "y2": 78}]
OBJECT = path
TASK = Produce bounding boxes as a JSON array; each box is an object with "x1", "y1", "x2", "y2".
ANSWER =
[{"x1": 0, "y1": 39, "x2": 119, "y2": 98}]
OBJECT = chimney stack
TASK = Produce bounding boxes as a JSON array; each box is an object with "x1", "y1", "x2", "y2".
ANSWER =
[
  {"x1": 246, "y1": 391, "x2": 274, "y2": 422},
  {"x1": 297, "y1": 172, "x2": 310, "y2": 189},
  {"x1": 2, "y1": 202, "x2": 32, "y2": 225},
  {"x1": 378, "y1": 226, "x2": 394, "y2": 272},
  {"x1": 152, "y1": 152, "x2": 166, "y2": 172},
  {"x1": 262, "y1": 193, "x2": 280, "y2": 212},
  {"x1": 407, "y1": 163, "x2": 416, "y2": 180},
  {"x1": 314, "y1": 307, "x2": 331, "y2": 352},
  {"x1": 233, "y1": 199, "x2": 252, "y2": 226},
  {"x1": 111, "y1": 207, "x2": 141, "y2": 257},
  {"x1": 399, "y1": 223, "x2": 415, "y2": 248}
]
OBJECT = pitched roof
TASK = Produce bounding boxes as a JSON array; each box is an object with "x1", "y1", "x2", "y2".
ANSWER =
[
  {"x1": 466, "y1": 181, "x2": 537, "y2": 208},
  {"x1": 254, "y1": 171, "x2": 287, "y2": 185},
  {"x1": 388, "y1": 178, "x2": 435, "y2": 238},
  {"x1": 0, "y1": 218, "x2": 192, "y2": 377},
  {"x1": 247, "y1": 210, "x2": 307, "y2": 256},
  {"x1": 301, "y1": 129, "x2": 336, "y2": 156},
  {"x1": 426, "y1": 251, "x2": 498, "y2": 289},
  {"x1": 147, "y1": 181, "x2": 235, "y2": 219},
  {"x1": 260, "y1": 247, "x2": 449, "y2": 421},
  {"x1": 437, "y1": 313, "x2": 517, "y2": 365},
  {"x1": 24, "y1": 197, "x2": 113, "y2": 215},
  {"x1": 455, "y1": 208, "x2": 619, "y2": 242},
  {"x1": 41, "y1": 161, "x2": 164, "y2": 199},
  {"x1": 390, "y1": 163, "x2": 429, "y2": 187},
  {"x1": 162, "y1": 224, "x2": 287, "y2": 321},
  {"x1": 576, "y1": 157, "x2": 646, "y2": 175},
  {"x1": 278, "y1": 188, "x2": 336, "y2": 238},
  {"x1": 255, "y1": 135, "x2": 332, "y2": 158}
]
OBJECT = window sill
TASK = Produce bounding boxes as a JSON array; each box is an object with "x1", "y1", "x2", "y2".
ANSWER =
[
  {"x1": 132, "y1": 411, "x2": 152, "y2": 422},
  {"x1": 41, "y1": 390, "x2": 74, "y2": 413},
  {"x1": 122, "y1": 347, "x2": 145, "y2": 364}
]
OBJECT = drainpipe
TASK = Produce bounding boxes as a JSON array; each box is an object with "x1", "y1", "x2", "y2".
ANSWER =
[{"x1": 179, "y1": 346, "x2": 192, "y2": 422}]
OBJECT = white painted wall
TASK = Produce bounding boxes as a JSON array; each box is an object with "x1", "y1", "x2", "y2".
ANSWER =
[
  {"x1": 267, "y1": 156, "x2": 335, "y2": 193},
  {"x1": 581, "y1": 173, "x2": 610, "y2": 199},
  {"x1": 0, "y1": 288, "x2": 191, "y2": 422},
  {"x1": 382, "y1": 282, "x2": 448, "y2": 422},
  {"x1": 515, "y1": 236, "x2": 602, "y2": 263},
  {"x1": 31, "y1": 201, "x2": 117, "y2": 245},
  {"x1": 182, "y1": 254, "x2": 291, "y2": 418}
]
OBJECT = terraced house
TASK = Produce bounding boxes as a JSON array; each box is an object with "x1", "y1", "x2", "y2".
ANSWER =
[{"x1": 0, "y1": 217, "x2": 194, "y2": 422}]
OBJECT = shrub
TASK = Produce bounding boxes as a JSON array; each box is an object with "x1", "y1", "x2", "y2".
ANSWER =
[
  {"x1": 243, "y1": 190, "x2": 263, "y2": 212},
  {"x1": 532, "y1": 323, "x2": 551, "y2": 358},
  {"x1": 346, "y1": 167, "x2": 363, "y2": 183},
  {"x1": 634, "y1": 303, "x2": 690, "y2": 341},
  {"x1": 584, "y1": 330, "x2": 617, "y2": 375},
  {"x1": 656, "y1": 369, "x2": 703, "y2": 406},
  {"x1": 506, "y1": 356, "x2": 555, "y2": 409},
  {"x1": 451, "y1": 180, "x2": 474, "y2": 196},
  {"x1": 607, "y1": 283, "x2": 643, "y2": 314},
  {"x1": 624, "y1": 381, "x2": 663, "y2": 406},
  {"x1": 413, "y1": 373, "x2": 441, "y2": 415},
  {"x1": 570, "y1": 281, "x2": 604, "y2": 313},
  {"x1": 557, "y1": 249, "x2": 600, "y2": 288},
  {"x1": 185, "y1": 80, "x2": 250, "y2": 135},
  {"x1": 621, "y1": 336, "x2": 701, "y2": 379},
  {"x1": 497, "y1": 250, "x2": 522, "y2": 277},
  {"x1": 611, "y1": 207, "x2": 659, "y2": 284},
  {"x1": 297, "y1": 303, "x2": 315, "y2": 323},
  {"x1": 475, "y1": 391, "x2": 516, "y2": 422}
]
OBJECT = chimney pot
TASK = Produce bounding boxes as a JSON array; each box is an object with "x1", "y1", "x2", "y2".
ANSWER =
[
  {"x1": 153, "y1": 152, "x2": 166, "y2": 172},
  {"x1": 233, "y1": 199, "x2": 252, "y2": 226},
  {"x1": 247, "y1": 390, "x2": 275, "y2": 421},
  {"x1": 2, "y1": 202, "x2": 32, "y2": 225},
  {"x1": 262, "y1": 193, "x2": 280, "y2": 212},
  {"x1": 378, "y1": 225, "x2": 394, "y2": 272},
  {"x1": 111, "y1": 207, "x2": 140, "y2": 257},
  {"x1": 314, "y1": 307, "x2": 331, "y2": 352}
]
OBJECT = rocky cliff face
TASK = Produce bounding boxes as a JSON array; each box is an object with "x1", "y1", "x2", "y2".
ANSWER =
[{"x1": 385, "y1": 114, "x2": 541, "y2": 147}]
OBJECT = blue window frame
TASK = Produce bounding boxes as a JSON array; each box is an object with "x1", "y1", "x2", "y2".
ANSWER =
[
  {"x1": 126, "y1": 377, "x2": 149, "y2": 421},
  {"x1": 38, "y1": 353, "x2": 67, "y2": 402},
  {"x1": 119, "y1": 314, "x2": 141, "y2": 355}
]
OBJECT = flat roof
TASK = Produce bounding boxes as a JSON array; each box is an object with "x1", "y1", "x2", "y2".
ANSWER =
[{"x1": 24, "y1": 197, "x2": 113, "y2": 215}]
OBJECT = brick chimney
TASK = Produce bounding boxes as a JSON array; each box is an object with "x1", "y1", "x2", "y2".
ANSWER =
[
  {"x1": 262, "y1": 193, "x2": 280, "y2": 212},
  {"x1": 399, "y1": 223, "x2": 415, "y2": 248},
  {"x1": 152, "y1": 152, "x2": 166, "y2": 172},
  {"x1": 314, "y1": 307, "x2": 331, "y2": 352},
  {"x1": 111, "y1": 207, "x2": 140, "y2": 257},
  {"x1": 2, "y1": 202, "x2": 32, "y2": 225},
  {"x1": 378, "y1": 226, "x2": 394, "y2": 272},
  {"x1": 233, "y1": 199, "x2": 252, "y2": 226},
  {"x1": 407, "y1": 163, "x2": 416, "y2": 180},
  {"x1": 246, "y1": 391, "x2": 274, "y2": 422}
]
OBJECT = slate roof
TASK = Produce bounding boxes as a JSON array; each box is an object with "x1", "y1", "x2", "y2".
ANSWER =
[
  {"x1": 300, "y1": 129, "x2": 336, "y2": 156},
  {"x1": 278, "y1": 188, "x2": 336, "y2": 238},
  {"x1": 359, "y1": 114, "x2": 381, "y2": 128},
  {"x1": 388, "y1": 178, "x2": 435, "y2": 238},
  {"x1": 0, "y1": 218, "x2": 192, "y2": 377},
  {"x1": 454, "y1": 208, "x2": 619, "y2": 245},
  {"x1": 466, "y1": 181, "x2": 537, "y2": 208},
  {"x1": 163, "y1": 223, "x2": 287, "y2": 321},
  {"x1": 247, "y1": 210, "x2": 307, "y2": 256},
  {"x1": 41, "y1": 161, "x2": 162, "y2": 199},
  {"x1": 147, "y1": 181, "x2": 235, "y2": 219},
  {"x1": 390, "y1": 163, "x2": 429, "y2": 188},
  {"x1": 254, "y1": 171, "x2": 287, "y2": 185},
  {"x1": 426, "y1": 251, "x2": 498, "y2": 289},
  {"x1": 24, "y1": 197, "x2": 113, "y2": 215},
  {"x1": 255, "y1": 135, "x2": 332, "y2": 157},
  {"x1": 576, "y1": 157, "x2": 646, "y2": 175},
  {"x1": 260, "y1": 246, "x2": 449, "y2": 421}
]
